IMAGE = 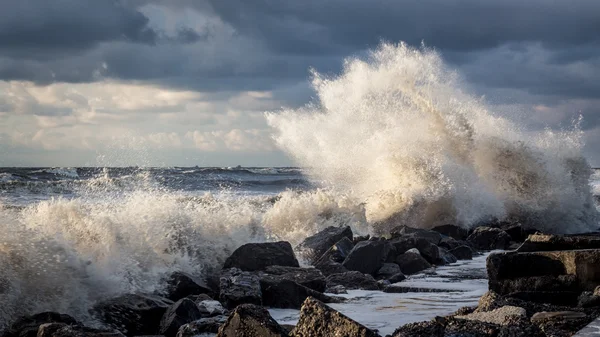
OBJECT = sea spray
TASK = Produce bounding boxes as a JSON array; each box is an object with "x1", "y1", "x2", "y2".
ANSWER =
[
  {"x1": 266, "y1": 42, "x2": 598, "y2": 233},
  {"x1": 0, "y1": 175, "x2": 364, "y2": 326}
]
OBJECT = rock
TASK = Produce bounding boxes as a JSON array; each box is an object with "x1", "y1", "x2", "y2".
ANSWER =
[
  {"x1": 437, "y1": 247, "x2": 457, "y2": 265},
  {"x1": 395, "y1": 250, "x2": 432, "y2": 275},
  {"x1": 262, "y1": 266, "x2": 326, "y2": 292},
  {"x1": 296, "y1": 226, "x2": 353, "y2": 264},
  {"x1": 164, "y1": 272, "x2": 213, "y2": 301},
  {"x1": 530, "y1": 311, "x2": 587, "y2": 323},
  {"x1": 313, "y1": 259, "x2": 349, "y2": 277},
  {"x1": 498, "y1": 222, "x2": 528, "y2": 242},
  {"x1": 392, "y1": 317, "x2": 502, "y2": 337},
  {"x1": 375, "y1": 263, "x2": 401, "y2": 280},
  {"x1": 455, "y1": 305, "x2": 526, "y2": 325},
  {"x1": 594, "y1": 285, "x2": 600, "y2": 296},
  {"x1": 219, "y1": 268, "x2": 262, "y2": 309},
  {"x1": 186, "y1": 294, "x2": 213, "y2": 305},
  {"x1": 313, "y1": 237, "x2": 355, "y2": 264},
  {"x1": 342, "y1": 240, "x2": 389, "y2": 274},
  {"x1": 37, "y1": 323, "x2": 124, "y2": 337},
  {"x1": 388, "y1": 237, "x2": 440, "y2": 265},
  {"x1": 223, "y1": 241, "x2": 299, "y2": 272},
  {"x1": 387, "y1": 273, "x2": 407, "y2": 283},
  {"x1": 391, "y1": 319, "x2": 445, "y2": 337},
  {"x1": 476, "y1": 291, "x2": 502, "y2": 312},
  {"x1": 578, "y1": 291, "x2": 600, "y2": 307},
  {"x1": 159, "y1": 298, "x2": 203, "y2": 337},
  {"x1": 197, "y1": 300, "x2": 228, "y2": 317},
  {"x1": 325, "y1": 271, "x2": 379, "y2": 290},
  {"x1": 467, "y1": 226, "x2": 511, "y2": 250},
  {"x1": 431, "y1": 224, "x2": 469, "y2": 240},
  {"x1": 91, "y1": 294, "x2": 173, "y2": 336},
  {"x1": 438, "y1": 236, "x2": 471, "y2": 250},
  {"x1": 448, "y1": 245, "x2": 473, "y2": 260},
  {"x1": 2, "y1": 312, "x2": 78, "y2": 337},
  {"x1": 325, "y1": 285, "x2": 347, "y2": 294},
  {"x1": 487, "y1": 250, "x2": 600, "y2": 302},
  {"x1": 176, "y1": 316, "x2": 227, "y2": 336},
  {"x1": 518, "y1": 234, "x2": 600, "y2": 252},
  {"x1": 259, "y1": 276, "x2": 342, "y2": 309},
  {"x1": 291, "y1": 297, "x2": 378, "y2": 337},
  {"x1": 216, "y1": 304, "x2": 288, "y2": 337},
  {"x1": 390, "y1": 225, "x2": 443, "y2": 245}
]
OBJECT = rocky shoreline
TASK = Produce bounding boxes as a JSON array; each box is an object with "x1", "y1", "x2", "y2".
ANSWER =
[{"x1": 3, "y1": 223, "x2": 600, "y2": 337}]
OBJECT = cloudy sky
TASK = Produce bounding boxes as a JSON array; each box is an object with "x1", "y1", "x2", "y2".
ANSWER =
[{"x1": 0, "y1": 0, "x2": 599, "y2": 167}]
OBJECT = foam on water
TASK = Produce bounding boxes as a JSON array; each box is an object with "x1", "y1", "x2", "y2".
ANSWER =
[{"x1": 267, "y1": 42, "x2": 598, "y2": 233}]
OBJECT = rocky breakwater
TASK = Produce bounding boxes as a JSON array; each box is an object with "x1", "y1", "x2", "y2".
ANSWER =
[{"x1": 0, "y1": 222, "x2": 541, "y2": 337}]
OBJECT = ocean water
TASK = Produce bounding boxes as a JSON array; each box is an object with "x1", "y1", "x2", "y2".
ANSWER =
[{"x1": 1, "y1": 42, "x2": 599, "y2": 327}]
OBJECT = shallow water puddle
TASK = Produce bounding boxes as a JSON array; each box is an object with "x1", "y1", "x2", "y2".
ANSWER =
[{"x1": 269, "y1": 253, "x2": 490, "y2": 336}]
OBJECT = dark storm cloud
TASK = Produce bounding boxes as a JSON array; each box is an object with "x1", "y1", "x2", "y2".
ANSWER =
[
  {"x1": 0, "y1": 0, "x2": 157, "y2": 55},
  {"x1": 0, "y1": 0, "x2": 599, "y2": 102}
]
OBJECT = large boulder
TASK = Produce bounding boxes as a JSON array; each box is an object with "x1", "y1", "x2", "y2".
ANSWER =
[
  {"x1": 395, "y1": 250, "x2": 432, "y2": 275},
  {"x1": 467, "y1": 227, "x2": 511, "y2": 250},
  {"x1": 375, "y1": 263, "x2": 402, "y2": 280},
  {"x1": 487, "y1": 250, "x2": 600, "y2": 305},
  {"x1": 437, "y1": 247, "x2": 457, "y2": 265},
  {"x1": 390, "y1": 226, "x2": 443, "y2": 245},
  {"x1": 177, "y1": 316, "x2": 228, "y2": 336},
  {"x1": 342, "y1": 240, "x2": 390, "y2": 275},
  {"x1": 37, "y1": 324, "x2": 123, "y2": 337},
  {"x1": 325, "y1": 271, "x2": 379, "y2": 291},
  {"x1": 448, "y1": 245, "x2": 473, "y2": 260},
  {"x1": 223, "y1": 241, "x2": 299, "y2": 272},
  {"x1": 262, "y1": 266, "x2": 326, "y2": 292},
  {"x1": 91, "y1": 293, "x2": 173, "y2": 336},
  {"x1": 431, "y1": 224, "x2": 469, "y2": 240},
  {"x1": 2, "y1": 312, "x2": 79, "y2": 337},
  {"x1": 387, "y1": 237, "x2": 440, "y2": 264},
  {"x1": 196, "y1": 299, "x2": 228, "y2": 317},
  {"x1": 216, "y1": 304, "x2": 289, "y2": 337},
  {"x1": 163, "y1": 272, "x2": 213, "y2": 301},
  {"x1": 314, "y1": 237, "x2": 355, "y2": 264},
  {"x1": 219, "y1": 268, "x2": 262, "y2": 309},
  {"x1": 517, "y1": 234, "x2": 600, "y2": 252},
  {"x1": 259, "y1": 275, "x2": 341, "y2": 309},
  {"x1": 159, "y1": 298, "x2": 203, "y2": 337},
  {"x1": 290, "y1": 297, "x2": 379, "y2": 337},
  {"x1": 296, "y1": 226, "x2": 353, "y2": 264}
]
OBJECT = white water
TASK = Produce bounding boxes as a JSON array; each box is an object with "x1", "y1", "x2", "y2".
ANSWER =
[
  {"x1": 267, "y1": 42, "x2": 598, "y2": 234},
  {"x1": 270, "y1": 254, "x2": 489, "y2": 336}
]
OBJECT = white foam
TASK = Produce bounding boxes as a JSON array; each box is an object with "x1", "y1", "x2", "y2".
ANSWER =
[{"x1": 266, "y1": 42, "x2": 598, "y2": 233}]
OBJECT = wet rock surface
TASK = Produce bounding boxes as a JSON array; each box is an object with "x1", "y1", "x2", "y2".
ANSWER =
[
  {"x1": 290, "y1": 297, "x2": 379, "y2": 337},
  {"x1": 216, "y1": 304, "x2": 288, "y2": 337},
  {"x1": 467, "y1": 226, "x2": 511, "y2": 250},
  {"x1": 223, "y1": 241, "x2": 299, "y2": 271},
  {"x1": 296, "y1": 226, "x2": 353, "y2": 264},
  {"x1": 219, "y1": 268, "x2": 262, "y2": 309},
  {"x1": 325, "y1": 271, "x2": 379, "y2": 290}
]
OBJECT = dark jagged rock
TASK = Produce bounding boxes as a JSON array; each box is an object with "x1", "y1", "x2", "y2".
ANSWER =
[
  {"x1": 91, "y1": 294, "x2": 173, "y2": 337},
  {"x1": 395, "y1": 250, "x2": 432, "y2": 275},
  {"x1": 2, "y1": 312, "x2": 79, "y2": 337},
  {"x1": 262, "y1": 266, "x2": 326, "y2": 292},
  {"x1": 296, "y1": 226, "x2": 353, "y2": 264},
  {"x1": 375, "y1": 263, "x2": 401, "y2": 280},
  {"x1": 467, "y1": 226, "x2": 511, "y2": 250},
  {"x1": 390, "y1": 225, "x2": 443, "y2": 245},
  {"x1": 196, "y1": 300, "x2": 228, "y2": 317},
  {"x1": 391, "y1": 318, "x2": 446, "y2": 337},
  {"x1": 159, "y1": 298, "x2": 203, "y2": 337},
  {"x1": 387, "y1": 273, "x2": 407, "y2": 283},
  {"x1": 449, "y1": 245, "x2": 473, "y2": 260},
  {"x1": 290, "y1": 297, "x2": 378, "y2": 337},
  {"x1": 431, "y1": 224, "x2": 469, "y2": 240},
  {"x1": 517, "y1": 234, "x2": 600, "y2": 252},
  {"x1": 325, "y1": 271, "x2": 379, "y2": 290},
  {"x1": 438, "y1": 236, "x2": 472, "y2": 250},
  {"x1": 325, "y1": 285, "x2": 347, "y2": 294},
  {"x1": 37, "y1": 323, "x2": 124, "y2": 337},
  {"x1": 216, "y1": 304, "x2": 288, "y2": 337},
  {"x1": 186, "y1": 294, "x2": 213, "y2": 304},
  {"x1": 313, "y1": 259, "x2": 349, "y2": 277},
  {"x1": 223, "y1": 241, "x2": 299, "y2": 272},
  {"x1": 163, "y1": 272, "x2": 213, "y2": 301},
  {"x1": 342, "y1": 240, "x2": 390, "y2": 275},
  {"x1": 219, "y1": 268, "x2": 262, "y2": 309},
  {"x1": 314, "y1": 237, "x2": 355, "y2": 264},
  {"x1": 387, "y1": 237, "x2": 440, "y2": 264},
  {"x1": 176, "y1": 316, "x2": 227, "y2": 336},
  {"x1": 259, "y1": 276, "x2": 342, "y2": 309},
  {"x1": 438, "y1": 247, "x2": 458, "y2": 265}
]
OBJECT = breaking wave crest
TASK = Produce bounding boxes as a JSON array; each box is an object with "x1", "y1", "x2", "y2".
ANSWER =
[{"x1": 266, "y1": 42, "x2": 598, "y2": 234}]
